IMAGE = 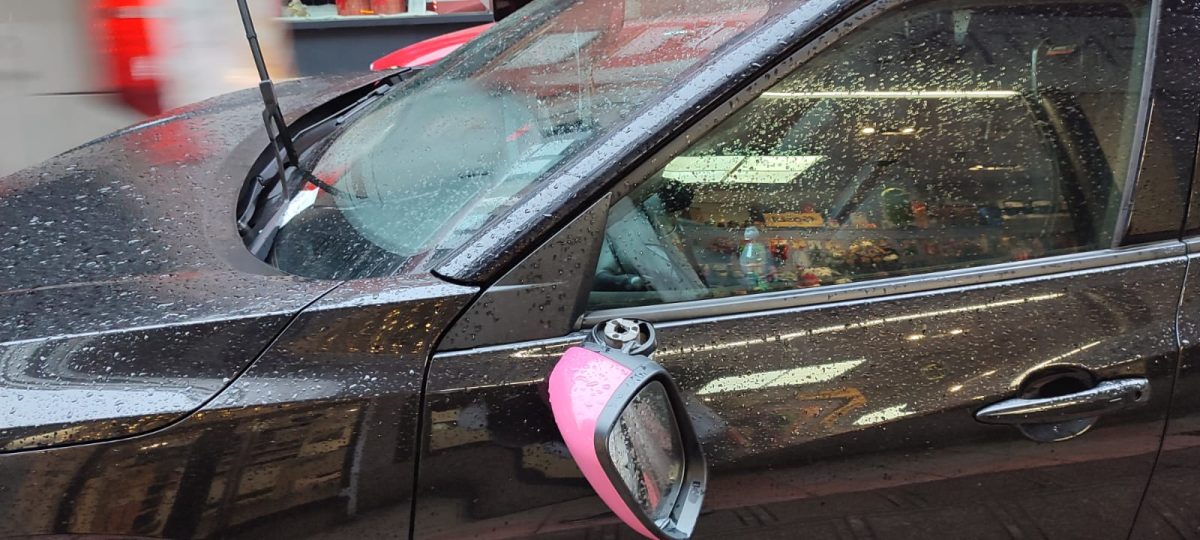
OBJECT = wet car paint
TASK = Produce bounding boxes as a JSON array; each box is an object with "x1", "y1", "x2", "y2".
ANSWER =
[
  {"x1": 0, "y1": 274, "x2": 475, "y2": 538},
  {"x1": 1119, "y1": 3, "x2": 1200, "y2": 531},
  {"x1": 2, "y1": 0, "x2": 1200, "y2": 538},
  {"x1": 417, "y1": 245, "x2": 1186, "y2": 539},
  {"x1": 1129, "y1": 239, "x2": 1200, "y2": 537},
  {"x1": 0, "y1": 74, "x2": 383, "y2": 450}
]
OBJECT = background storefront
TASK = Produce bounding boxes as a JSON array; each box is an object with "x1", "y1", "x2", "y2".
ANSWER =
[{"x1": 279, "y1": 0, "x2": 494, "y2": 75}]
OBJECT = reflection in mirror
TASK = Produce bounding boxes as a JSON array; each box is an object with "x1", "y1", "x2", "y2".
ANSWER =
[{"x1": 607, "y1": 381, "x2": 685, "y2": 523}]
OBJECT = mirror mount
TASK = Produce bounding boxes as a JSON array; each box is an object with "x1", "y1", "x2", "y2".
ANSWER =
[
  {"x1": 549, "y1": 321, "x2": 707, "y2": 540},
  {"x1": 587, "y1": 317, "x2": 657, "y2": 356}
]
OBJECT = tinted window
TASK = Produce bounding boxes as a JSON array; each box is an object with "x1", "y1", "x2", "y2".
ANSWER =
[{"x1": 590, "y1": 0, "x2": 1150, "y2": 310}]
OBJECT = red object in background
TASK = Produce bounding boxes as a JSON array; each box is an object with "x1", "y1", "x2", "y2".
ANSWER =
[
  {"x1": 91, "y1": 0, "x2": 163, "y2": 116},
  {"x1": 337, "y1": 0, "x2": 374, "y2": 15},
  {"x1": 370, "y1": 23, "x2": 492, "y2": 70},
  {"x1": 428, "y1": 0, "x2": 487, "y2": 13},
  {"x1": 370, "y1": 0, "x2": 762, "y2": 79},
  {"x1": 372, "y1": 0, "x2": 407, "y2": 14}
]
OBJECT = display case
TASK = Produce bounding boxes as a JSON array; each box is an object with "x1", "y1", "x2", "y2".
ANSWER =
[{"x1": 680, "y1": 212, "x2": 1080, "y2": 293}]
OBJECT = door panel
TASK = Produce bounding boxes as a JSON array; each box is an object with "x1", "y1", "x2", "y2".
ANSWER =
[
  {"x1": 415, "y1": 250, "x2": 1184, "y2": 538},
  {"x1": 1129, "y1": 244, "x2": 1200, "y2": 538}
]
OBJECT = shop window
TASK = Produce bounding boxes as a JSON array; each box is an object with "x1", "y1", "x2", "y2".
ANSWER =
[{"x1": 588, "y1": 0, "x2": 1150, "y2": 311}]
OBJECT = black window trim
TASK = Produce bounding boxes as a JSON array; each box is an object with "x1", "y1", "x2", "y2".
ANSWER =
[{"x1": 578, "y1": 0, "x2": 1169, "y2": 327}]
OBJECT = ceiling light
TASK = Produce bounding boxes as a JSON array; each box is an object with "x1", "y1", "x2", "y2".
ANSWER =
[
  {"x1": 661, "y1": 155, "x2": 825, "y2": 184},
  {"x1": 860, "y1": 126, "x2": 877, "y2": 135},
  {"x1": 968, "y1": 164, "x2": 1025, "y2": 172}
]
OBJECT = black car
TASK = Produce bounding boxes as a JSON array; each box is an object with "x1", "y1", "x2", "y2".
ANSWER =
[{"x1": 5, "y1": 0, "x2": 1200, "y2": 537}]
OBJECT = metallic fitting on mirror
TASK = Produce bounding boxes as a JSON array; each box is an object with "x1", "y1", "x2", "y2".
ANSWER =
[{"x1": 588, "y1": 318, "x2": 657, "y2": 356}]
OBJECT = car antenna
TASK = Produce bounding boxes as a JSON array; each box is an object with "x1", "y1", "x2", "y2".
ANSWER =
[{"x1": 235, "y1": 0, "x2": 296, "y2": 202}]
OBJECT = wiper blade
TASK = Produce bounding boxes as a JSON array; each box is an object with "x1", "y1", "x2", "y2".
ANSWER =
[
  {"x1": 238, "y1": 0, "x2": 381, "y2": 204},
  {"x1": 237, "y1": 0, "x2": 298, "y2": 202}
]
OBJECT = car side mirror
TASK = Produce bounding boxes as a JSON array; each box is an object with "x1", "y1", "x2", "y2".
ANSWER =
[{"x1": 548, "y1": 320, "x2": 707, "y2": 539}]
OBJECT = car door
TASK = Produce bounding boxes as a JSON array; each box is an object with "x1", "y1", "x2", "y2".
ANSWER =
[{"x1": 415, "y1": 0, "x2": 1190, "y2": 538}]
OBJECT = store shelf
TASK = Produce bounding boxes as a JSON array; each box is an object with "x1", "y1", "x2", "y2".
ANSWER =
[
  {"x1": 281, "y1": 5, "x2": 492, "y2": 30},
  {"x1": 284, "y1": 6, "x2": 494, "y2": 76}
]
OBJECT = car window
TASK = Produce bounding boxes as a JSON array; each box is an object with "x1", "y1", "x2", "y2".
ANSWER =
[
  {"x1": 267, "y1": 0, "x2": 804, "y2": 280},
  {"x1": 589, "y1": 0, "x2": 1151, "y2": 311}
]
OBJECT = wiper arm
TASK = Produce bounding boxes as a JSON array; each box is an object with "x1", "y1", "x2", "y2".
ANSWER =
[
  {"x1": 237, "y1": 71, "x2": 407, "y2": 234},
  {"x1": 237, "y1": 0, "x2": 299, "y2": 202},
  {"x1": 238, "y1": 0, "x2": 391, "y2": 204}
]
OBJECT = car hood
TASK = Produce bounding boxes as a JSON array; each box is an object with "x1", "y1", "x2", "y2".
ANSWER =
[{"x1": 0, "y1": 74, "x2": 385, "y2": 452}]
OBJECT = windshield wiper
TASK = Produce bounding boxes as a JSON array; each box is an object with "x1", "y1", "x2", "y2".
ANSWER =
[
  {"x1": 237, "y1": 0, "x2": 382, "y2": 203},
  {"x1": 236, "y1": 0, "x2": 301, "y2": 202}
]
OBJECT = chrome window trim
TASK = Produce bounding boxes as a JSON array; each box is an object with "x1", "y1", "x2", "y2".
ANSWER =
[
  {"x1": 581, "y1": 240, "x2": 1184, "y2": 326},
  {"x1": 440, "y1": 239, "x2": 1183, "y2": 359},
  {"x1": 1112, "y1": 0, "x2": 1163, "y2": 247}
]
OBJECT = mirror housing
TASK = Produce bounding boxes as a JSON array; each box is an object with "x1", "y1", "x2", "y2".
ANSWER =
[{"x1": 549, "y1": 342, "x2": 707, "y2": 539}]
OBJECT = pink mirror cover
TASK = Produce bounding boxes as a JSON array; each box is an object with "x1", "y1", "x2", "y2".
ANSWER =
[{"x1": 548, "y1": 346, "x2": 656, "y2": 539}]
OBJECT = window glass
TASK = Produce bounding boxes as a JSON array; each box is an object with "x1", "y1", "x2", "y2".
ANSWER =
[
  {"x1": 268, "y1": 0, "x2": 800, "y2": 280},
  {"x1": 589, "y1": 0, "x2": 1150, "y2": 311}
]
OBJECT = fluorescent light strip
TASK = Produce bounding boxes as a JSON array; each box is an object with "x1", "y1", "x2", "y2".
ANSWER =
[
  {"x1": 662, "y1": 155, "x2": 825, "y2": 184},
  {"x1": 761, "y1": 90, "x2": 1020, "y2": 99}
]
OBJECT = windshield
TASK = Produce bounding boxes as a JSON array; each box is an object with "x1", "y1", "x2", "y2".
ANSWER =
[{"x1": 269, "y1": 0, "x2": 802, "y2": 280}]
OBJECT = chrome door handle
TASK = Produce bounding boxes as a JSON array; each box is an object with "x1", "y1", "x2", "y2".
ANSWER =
[{"x1": 975, "y1": 378, "x2": 1150, "y2": 425}]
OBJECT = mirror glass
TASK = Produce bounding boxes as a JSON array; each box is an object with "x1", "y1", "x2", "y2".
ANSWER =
[{"x1": 607, "y1": 381, "x2": 685, "y2": 522}]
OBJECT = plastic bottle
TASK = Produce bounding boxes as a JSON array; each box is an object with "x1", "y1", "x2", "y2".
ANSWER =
[
  {"x1": 739, "y1": 226, "x2": 770, "y2": 291},
  {"x1": 882, "y1": 186, "x2": 913, "y2": 227}
]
